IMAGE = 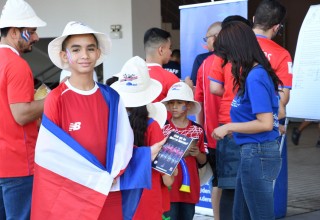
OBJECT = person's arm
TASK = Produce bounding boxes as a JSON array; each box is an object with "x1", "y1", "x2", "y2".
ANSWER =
[
  {"x1": 194, "y1": 64, "x2": 204, "y2": 125},
  {"x1": 188, "y1": 140, "x2": 207, "y2": 165},
  {"x1": 10, "y1": 99, "x2": 45, "y2": 126},
  {"x1": 210, "y1": 80, "x2": 224, "y2": 96},
  {"x1": 278, "y1": 88, "x2": 290, "y2": 121},
  {"x1": 162, "y1": 170, "x2": 177, "y2": 187},
  {"x1": 212, "y1": 112, "x2": 273, "y2": 140},
  {"x1": 196, "y1": 103, "x2": 204, "y2": 126}
]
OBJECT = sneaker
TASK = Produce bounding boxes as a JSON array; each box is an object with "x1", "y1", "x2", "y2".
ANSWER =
[{"x1": 291, "y1": 127, "x2": 300, "y2": 145}]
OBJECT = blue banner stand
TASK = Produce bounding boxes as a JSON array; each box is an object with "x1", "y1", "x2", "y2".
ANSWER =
[{"x1": 274, "y1": 137, "x2": 288, "y2": 218}]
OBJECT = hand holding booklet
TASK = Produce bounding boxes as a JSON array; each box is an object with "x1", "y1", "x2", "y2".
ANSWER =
[{"x1": 152, "y1": 132, "x2": 196, "y2": 176}]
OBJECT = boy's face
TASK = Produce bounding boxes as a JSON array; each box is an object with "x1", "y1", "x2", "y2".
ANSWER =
[
  {"x1": 167, "y1": 100, "x2": 190, "y2": 118},
  {"x1": 60, "y1": 34, "x2": 101, "y2": 74}
]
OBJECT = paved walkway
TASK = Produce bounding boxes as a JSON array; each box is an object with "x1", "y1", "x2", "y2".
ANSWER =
[{"x1": 194, "y1": 121, "x2": 320, "y2": 220}]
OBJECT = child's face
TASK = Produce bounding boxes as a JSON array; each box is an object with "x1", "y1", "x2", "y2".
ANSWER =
[
  {"x1": 167, "y1": 100, "x2": 190, "y2": 118},
  {"x1": 60, "y1": 34, "x2": 101, "y2": 74}
]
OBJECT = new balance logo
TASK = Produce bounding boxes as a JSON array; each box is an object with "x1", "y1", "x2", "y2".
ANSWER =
[{"x1": 69, "y1": 122, "x2": 81, "y2": 131}]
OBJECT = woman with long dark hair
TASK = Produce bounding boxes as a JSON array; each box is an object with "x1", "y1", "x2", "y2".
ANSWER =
[{"x1": 212, "y1": 21, "x2": 283, "y2": 220}]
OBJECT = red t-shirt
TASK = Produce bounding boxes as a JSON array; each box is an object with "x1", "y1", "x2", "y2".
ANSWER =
[
  {"x1": 209, "y1": 37, "x2": 293, "y2": 124},
  {"x1": 0, "y1": 47, "x2": 38, "y2": 177},
  {"x1": 195, "y1": 54, "x2": 221, "y2": 148},
  {"x1": 45, "y1": 81, "x2": 109, "y2": 165},
  {"x1": 45, "y1": 81, "x2": 123, "y2": 219},
  {"x1": 162, "y1": 120, "x2": 207, "y2": 204},
  {"x1": 256, "y1": 36, "x2": 293, "y2": 88},
  {"x1": 209, "y1": 56, "x2": 235, "y2": 124},
  {"x1": 147, "y1": 64, "x2": 180, "y2": 102},
  {"x1": 133, "y1": 119, "x2": 167, "y2": 220}
]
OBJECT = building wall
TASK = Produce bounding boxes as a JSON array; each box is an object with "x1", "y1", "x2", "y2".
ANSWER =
[{"x1": 10, "y1": 0, "x2": 161, "y2": 82}]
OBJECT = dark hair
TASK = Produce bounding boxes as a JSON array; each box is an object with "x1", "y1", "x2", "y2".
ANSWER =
[
  {"x1": 61, "y1": 34, "x2": 99, "y2": 51},
  {"x1": 0, "y1": 27, "x2": 10, "y2": 38},
  {"x1": 214, "y1": 21, "x2": 283, "y2": 96},
  {"x1": 128, "y1": 105, "x2": 149, "y2": 147},
  {"x1": 253, "y1": 0, "x2": 286, "y2": 31},
  {"x1": 144, "y1": 27, "x2": 171, "y2": 49},
  {"x1": 222, "y1": 15, "x2": 252, "y2": 28},
  {"x1": 171, "y1": 49, "x2": 180, "y2": 58},
  {"x1": 105, "y1": 76, "x2": 118, "y2": 86}
]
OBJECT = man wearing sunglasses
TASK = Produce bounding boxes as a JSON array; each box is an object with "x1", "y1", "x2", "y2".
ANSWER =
[{"x1": 189, "y1": 22, "x2": 221, "y2": 85}]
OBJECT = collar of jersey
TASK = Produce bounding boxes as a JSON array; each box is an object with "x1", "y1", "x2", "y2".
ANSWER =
[
  {"x1": 0, "y1": 44, "x2": 20, "y2": 55},
  {"x1": 65, "y1": 80, "x2": 99, "y2": 95}
]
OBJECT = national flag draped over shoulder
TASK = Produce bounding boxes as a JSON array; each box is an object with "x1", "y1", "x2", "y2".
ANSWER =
[{"x1": 31, "y1": 84, "x2": 151, "y2": 220}]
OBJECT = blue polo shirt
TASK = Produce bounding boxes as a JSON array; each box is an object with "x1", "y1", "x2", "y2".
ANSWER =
[{"x1": 230, "y1": 65, "x2": 280, "y2": 145}]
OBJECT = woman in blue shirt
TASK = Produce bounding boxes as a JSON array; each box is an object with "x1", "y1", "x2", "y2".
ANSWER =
[{"x1": 212, "y1": 21, "x2": 283, "y2": 220}]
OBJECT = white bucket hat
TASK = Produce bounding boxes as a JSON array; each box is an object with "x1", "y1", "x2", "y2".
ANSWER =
[
  {"x1": 111, "y1": 56, "x2": 162, "y2": 108},
  {"x1": 147, "y1": 102, "x2": 167, "y2": 129},
  {"x1": 48, "y1": 21, "x2": 111, "y2": 70},
  {"x1": 161, "y1": 82, "x2": 201, "y2": 115},
  {"x1": 0, "y1": 0, "x2": 46, "y2": 28}
]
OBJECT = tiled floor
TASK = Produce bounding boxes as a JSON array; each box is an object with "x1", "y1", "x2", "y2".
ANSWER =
[{"x1": 194, "y1": 121, "x2": 320, "y2": 220}]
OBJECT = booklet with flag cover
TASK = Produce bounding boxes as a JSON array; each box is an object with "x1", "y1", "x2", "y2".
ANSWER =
[{"x1": 152, "y1": 131, "x2": 195, "y2": 176}]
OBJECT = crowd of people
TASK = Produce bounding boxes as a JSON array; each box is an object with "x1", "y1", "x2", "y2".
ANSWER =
[{"x1": 0, "y1": 0, "x2": 297, "y2": 219}]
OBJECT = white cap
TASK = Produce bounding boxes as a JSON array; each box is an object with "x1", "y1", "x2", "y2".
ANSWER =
[{"x1": 0, "y1": 0, "x2": 46, "y2": 28}]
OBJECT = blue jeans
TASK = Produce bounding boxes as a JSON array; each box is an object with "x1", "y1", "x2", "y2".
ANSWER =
[
  {"x1": 216, "y1": 133, "x2": 240, "y2": 189},
  {"x1": 0, "y1": 176, "x2": 33, "y2": 220},
  {"x1": 233, "y1": 141, "x2": 282, "y2": 220}
]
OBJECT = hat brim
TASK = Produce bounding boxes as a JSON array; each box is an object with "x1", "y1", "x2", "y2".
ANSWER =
[
  {"x1": 48, "y1": 32, "x2": 111, "y2": 70},
  {"x1": 147, "y1": 102, "x2": 167, "y2": 129},
  {"x1": 111, "y1": 79, "x2": 162, "y2": 107},
  {"x1": 161, "y1": 98, "x2": 201, "y2": 115},
  {"x1": 0, "y1": 16, "x2": 46, "y2": 28}
]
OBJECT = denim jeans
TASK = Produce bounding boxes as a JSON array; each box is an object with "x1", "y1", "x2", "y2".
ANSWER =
[
  {"x1": 233, "y1": 141, "x2": 282, "y2": 220},
  {"x1": 216, "y1": 133, "x2": 240, "y2": 189},
  {"x1": 0, "y1": 176, "x2": 33, "y2": 220}
]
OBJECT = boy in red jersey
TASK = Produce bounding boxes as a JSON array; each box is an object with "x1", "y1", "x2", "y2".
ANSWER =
[
  {"x1": 31, "y1": 21, "x2": 163, "y2": 220},
  {"x1": 161, "y1": 82, "x2": 207, "y2": 220},
  {"x1": 144, "y1": 28, "x2": 180, "y2": 102}
]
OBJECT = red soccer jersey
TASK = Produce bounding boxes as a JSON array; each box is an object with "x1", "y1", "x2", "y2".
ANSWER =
[
  {"x1": 209, "y1": 56, "x2": 235, "y2": 124},
  {"x1": 44, "y1": 81, "x2": 109, "y2": 165},
  {"x1": 44, "y1": 81, "x2": 125, "y2": 219},
  {"x1": 195, "y1": 54, "x2": 221, "y2": 149},
  {"x1": 133, "y1": 119, "x2": 167, "y2": 220},
  {"x1": 0, "y1": 47, "x2": 38, "y2": 177},
  {"x1": 147, "y1": 64, "x2": 180, "y2": 102},
  {"x1": 257, "y1": 36, "x2": 293, "y2": 88},
  {"x1": 209, "y1": 37, "x2": 293, "y2": 124},
  {"x1": 162, "y1": 120, "x2": 207, "y2": 204}
]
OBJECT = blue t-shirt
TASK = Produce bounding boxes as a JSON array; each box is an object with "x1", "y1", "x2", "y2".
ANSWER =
[{"x1": 230, "y1": 65, "x2": 280, "y2": 145}]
